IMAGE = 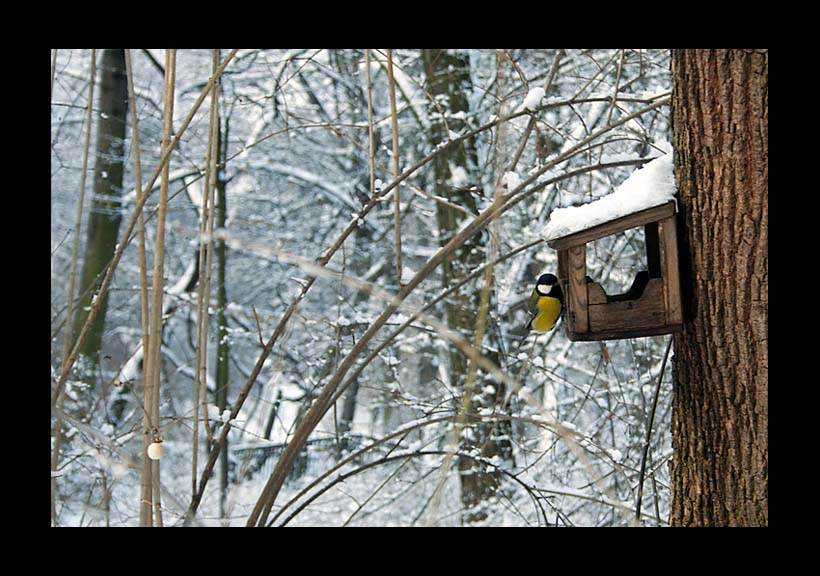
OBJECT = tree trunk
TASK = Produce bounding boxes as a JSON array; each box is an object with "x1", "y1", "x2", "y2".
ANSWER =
[
  {"x1": 73, "y1": 49, "x2": 127, "y2": 378},
  {"x1": 215, "y1": 118, "x2": 231, "y2": 518},
  {"x1": 423, "y1": 49, "x2": 503, "y2": 525},
  {"x1": 670, "y1": 49, "x2": 768, "y2": 526}
]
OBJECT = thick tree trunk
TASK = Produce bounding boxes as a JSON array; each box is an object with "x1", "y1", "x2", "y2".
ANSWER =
[
  {"x1": 670, "y1": 49, "x2": 768, "y2": 526},
  {"x1": 73, "y1": 49, "x2": 128, "y2": 376}
]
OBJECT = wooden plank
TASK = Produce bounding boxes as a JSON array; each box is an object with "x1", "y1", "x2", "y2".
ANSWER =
[
  {"x1": 547, "y1": 201, "x2": 676, "y2": 251},
  {"x1": 556, "y1": 249, "x2": 570, "y2": 321},
  {"x1": 565, "y1": 245, "x2": 588, "y2": 333},
  {"x1": 566, "y1": 322, "x2": 682, "y2": 341},
  {"x1": 608, "y1": 270, "x2": 649, "y2": 302},
  {"x1": 557, "y1": 248, "x2": 568, "y2": 284},
  {"x1": 587, "y1": 282, "x2": 608, "y2": 305},
  {"x1": 588, "y1": 278, "x2": 666, "y2": 333},
  {"x1": 564, "y1": 277, "x2": 683, "y2": 341},
  {"x1": 587, "y1": 271, "x2": 650, "y2": 305},
  {"x1": 658, "y1": 214, "x2": 683, "y2": 325}
]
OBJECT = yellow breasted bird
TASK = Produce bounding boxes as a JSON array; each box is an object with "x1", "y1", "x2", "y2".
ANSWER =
[{"x1": 527, "y1": 273, "x2": 564, "y2": 333}]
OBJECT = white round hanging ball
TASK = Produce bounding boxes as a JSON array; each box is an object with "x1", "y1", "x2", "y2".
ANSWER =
[{"x1": 147, "y1": 442, "x2": 163, "y2": 460}]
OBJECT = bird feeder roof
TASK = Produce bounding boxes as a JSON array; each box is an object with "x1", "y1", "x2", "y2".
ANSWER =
[
  {"x1": 547, "y1": 201, "x2": 676, "y2": 251},
  {"x1": 543, "y1": 145, "x2": 677, "y2": 247}
]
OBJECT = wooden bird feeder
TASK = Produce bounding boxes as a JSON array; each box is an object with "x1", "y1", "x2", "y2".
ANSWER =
[{"x1": 547, "y1": 200, "x2": 682, "y2": 341}]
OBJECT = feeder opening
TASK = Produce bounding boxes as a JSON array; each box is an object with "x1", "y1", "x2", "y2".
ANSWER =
[{"x1": 586, "y1": 221, "x2": 660, "y2": 303}]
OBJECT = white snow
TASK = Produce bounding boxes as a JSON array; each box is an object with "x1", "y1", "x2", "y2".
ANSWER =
[
  {"x1": 266, "y1": 162, "x2": 360, "y2": 213},
  {"x1": 522, "y1": 87, "x2": 545, "y2": 111},
  {"x1": 542, "y1": 142, "x2": 676, "y2": 241},
  {"x1": 501, "y1": 171, "x2": 521, "y2": 190},
  {"x1": 207, "y1": 404, "x2": 221, "y2": 421},
  {"x1": 449, "y1": 164, "x2": 469, "y2": 188},
  {"x1": 168, "y1": 257, "x2": 198, "y2": 296}
]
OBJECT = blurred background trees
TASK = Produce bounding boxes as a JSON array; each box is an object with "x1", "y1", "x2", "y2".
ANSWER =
[{"x1": 51, "y1": 49, "x2": 678, "y2": 526}]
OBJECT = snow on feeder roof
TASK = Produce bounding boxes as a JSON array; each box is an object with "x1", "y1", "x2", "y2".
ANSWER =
[{"x1": 543, "y1": 142, "x2": 676, "y2": 242}]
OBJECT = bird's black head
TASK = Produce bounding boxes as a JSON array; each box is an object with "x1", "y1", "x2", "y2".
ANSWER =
[{"x1": 535, "y1": 273, "x2": 562, "y2": 299}]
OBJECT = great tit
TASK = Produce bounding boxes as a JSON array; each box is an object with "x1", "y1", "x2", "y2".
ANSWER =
[{"x1": 527, "y1": 273, "x2": 564, "y2": 333}]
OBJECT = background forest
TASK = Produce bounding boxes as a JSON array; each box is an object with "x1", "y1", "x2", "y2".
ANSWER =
[{"x1": 51, "y1": 49, "x2": 675, "y2": 527}]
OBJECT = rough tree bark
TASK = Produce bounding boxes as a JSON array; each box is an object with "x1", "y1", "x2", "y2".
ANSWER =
[{"x1": 670, "y1": 49, "x2": 768, "y2": 526}]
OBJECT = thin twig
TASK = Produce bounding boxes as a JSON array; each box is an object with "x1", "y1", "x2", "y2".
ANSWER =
[
  {"x1": 192, "y1": 49, "x2": 221, "y2": 498},
  {"x1": 342, "y1": 453, "x2": 410, "y2": 527},
  {"x1": 364, "y1": 49, "x2": 376, "y2": 198},
  {"x1": 59, "y1": 48, "x2": 95, "y2": 380},
  {"x1": 251, "y1": 304, "x2": 265, "y2": 347},
  {"x1": 124, "y1": 48, "x2": 154, "y2": 527},
  {"x1": 143, "y1": 48, "x2": 176, "y2": 528},
  {"x1": 605, "y1": 49, "x2": 626, "y2": 127},
  {"x1": 50, "y1": 49, "x2": 58, "y2": 103},
  {"x1": 635, "y1": 336, "x2": 673, "y2": 522},
  {"x1": 507, "y1": 49, "x2": 565, "y2": 173},
  {"x1": 52, "y1": 49, "x2": 96, "y2": 526}
]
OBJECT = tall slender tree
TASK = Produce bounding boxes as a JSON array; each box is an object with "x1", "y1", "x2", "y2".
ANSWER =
[
  {"x1": 72, "y1": 49, "x2": 128, "y2": 381},
  {"x1": 670, "y1": 49, "x2": 768, "y2": 526},
  {"x1": 422, "y1": 48, "x2": 505, "y2": 524},
  {"x1": 215, "y1": 117, "x2": 231, "y2": 517}
]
